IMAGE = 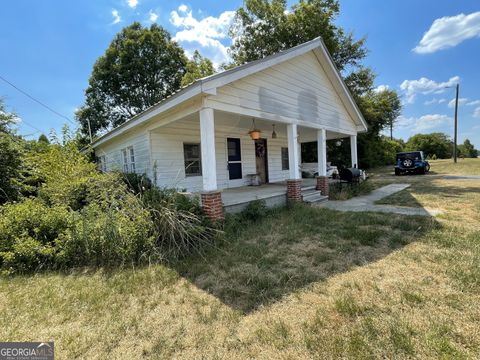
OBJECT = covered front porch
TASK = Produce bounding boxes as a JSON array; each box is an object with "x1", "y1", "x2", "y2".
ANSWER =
[
  {"x1": 221, "y1": 178, "x2": 326, "y2": 213},
  {"x1": 196, "y1": 107, "x2": 359, "y2": 219}
]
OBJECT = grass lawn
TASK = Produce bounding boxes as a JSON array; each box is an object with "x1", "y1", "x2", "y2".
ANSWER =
[{"x1": 1, "y1": 159, "x2": 480, "y2": 358}]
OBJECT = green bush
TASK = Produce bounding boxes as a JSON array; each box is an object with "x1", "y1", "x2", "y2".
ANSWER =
[
  {"x1": 0, "y1": 138, "x2": 218, "y2": 273},
  {"x1": 24, "y1": 143, "x2": 99, "y2": 210},
  {"x1": 142, "y1": 187, "x2": 203, "y2": 216},
  {"x1": 240, "y1": 199, "x2": 269, "y2": 222},
  {"x1": 121, "y1": 172, "x2": 154, "y2": 195},
  {"x1": 0, "y1": 199, "x2": 72, "y2": 273},
  {"x1": 59, "y1": 200, "x2": 156, "y2": 268},
  {"x1": 0, "y1": 133, "x2": 23, "y2": 204},
  {"x1": 142, "y1": 188, "x2": 217, "y2": 258},
  {"x1": 0, "y1": 195, "x2": 157, "y2": 274}
]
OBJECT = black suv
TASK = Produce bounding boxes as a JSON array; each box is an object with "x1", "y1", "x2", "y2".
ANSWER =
[{"x1": 395, "y1": 151, "x2": 430, "y2": 175}]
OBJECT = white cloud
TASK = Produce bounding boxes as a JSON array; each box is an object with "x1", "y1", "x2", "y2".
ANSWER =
[
  {"x1": 149, "y1": 10, "x2": 158, "y2": 23},
  {"x1": 373, "y1": 84, "x2": 389, "y2": 93},
  {"x1": 414, "y1": 12, "x2": 480, "y2": 54},
  {"x1": 400, "y1": 76, "x2": 459, "y2": 104},
  {"x1": 448, "y1": 97, "x2": 468, "y2": 108},
  {"x1": 474, "y1": 107, "x2": 480, "y2": 118},
  {"x1": 112, "y1": 9, "x2": 121, "y2": 24},
  {"x1": 397, "y1": 114, "x2": 451, "y2": 132},
  {"x1": 424, "y1": 98, "x2": 447, "y2": 105},
  {"x1": 467, "y1": 100, "x2": 480, "y2": 106},
  {"x1": 127, "y1": 0, "x2": 138, "y2": 9},
  {"x1": 178, "y1": 4, "x2": 188, "y2": 13},
  {"x1": 169, "y1": 5, "x2": 235, "y2": 66}
]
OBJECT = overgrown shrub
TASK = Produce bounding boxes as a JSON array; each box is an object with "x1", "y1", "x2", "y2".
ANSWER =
[
  {"x1": 59, "y1": 200, "x2": 156, "y2": 268},
  {"x1": 240, "y1": 199, "x2": 269, "y2": 222},
  {"x1": 149, "y1": 205, "x2": 217, "y2": 258},
  {"x1": 0, "y1": 199, "x2": 72, "y2": 273},
  {"x1": 0, "y1": 195, "x2": 157, "y2": 274},
  {"x1": 0, "y1": 133, "x2": 22, "y2": 204},
  {"x1": 142, "y1": 187, "x2": 217, "y2": 258},
  {"x1": 0, "y1": 136, "x2": 218, "y2": 273},
  {"x1": 142, "y1": 187, "x2": 203, "y2": 215},
  {"x1": 25, "y1": 143, "x2": 99, "y2": 210},
  {"x1": 121, "y1": 172, "x2": 154, "y2": 195}
]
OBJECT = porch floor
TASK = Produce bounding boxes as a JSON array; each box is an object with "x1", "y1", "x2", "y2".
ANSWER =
[{"x1": 221, "y1": 178, "x2": 317, "y2": 210}]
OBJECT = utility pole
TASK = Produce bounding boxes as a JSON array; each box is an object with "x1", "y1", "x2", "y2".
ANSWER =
[{"x1": 454, "y1": 83, "x2": 459, "y2": 163}]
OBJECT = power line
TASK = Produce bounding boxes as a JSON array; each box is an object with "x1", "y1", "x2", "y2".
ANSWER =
[
  {"x1": 19, "y1": 120, "x2": 44, "y2": 134},
  {"x1": 0, "y1": 74, "x2": 76, "y2": 125}
]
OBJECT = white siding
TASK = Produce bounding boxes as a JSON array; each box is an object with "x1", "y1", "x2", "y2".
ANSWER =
[
  {"x1": 94, "y1": 127, "x2": 151, "y2": 177},
  {"x1": 150, "y1": 114, "x2": 291, "y2": 192},
  {"x1": 209, "y1": 51, "x2": 358, "y2": 134}
]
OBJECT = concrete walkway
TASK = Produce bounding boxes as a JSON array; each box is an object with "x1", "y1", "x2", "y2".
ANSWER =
[
  {"x1": 318, "y1": 183, "x2": 441, "y2": 216},
  {"x1": 443, "y1": 175, "x2": 480, "y2": 180}
]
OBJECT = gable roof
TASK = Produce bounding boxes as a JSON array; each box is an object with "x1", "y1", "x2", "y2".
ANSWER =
[{"x1": 91, "y1": 37, "x2": 367, "y2": 148}]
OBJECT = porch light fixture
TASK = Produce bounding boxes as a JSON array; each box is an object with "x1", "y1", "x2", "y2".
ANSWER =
[
  {"x1": 248, "y1": 118, "x2": 261, "y2": 140},
  {"x1": 271, "y1": 124, "x2": 277, "y2": 139}
]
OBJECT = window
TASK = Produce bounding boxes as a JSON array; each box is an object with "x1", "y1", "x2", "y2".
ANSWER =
[
  {"x1": 227, "y1": 138, "x2": 242, "y2": 180},
  {"x1": 129, "y1": 147, "x2": 135, "y2": 172},
  {"x1": 281, "y1": 147, "x2": 289, "y2": 170},
  {"x1": 121, "y1": 146, "x2": 135, "y2": 172},
  {"x1": 98, "y1": 155, "x2": 106, "y2": 172},
  {"x1": 183, "y1": 143, "x2": 201, "y2": 176}
]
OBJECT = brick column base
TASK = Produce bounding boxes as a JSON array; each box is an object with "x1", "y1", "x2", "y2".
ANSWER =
[
  {"x1": 201, "y1": 191, "x2": 224, "y2": 222},
  {"x1": 287, "y1": 179, "x2": 302, "y2": 202},
  {"x1": 316, "y1": 176, "x2": 329, "y2": 196}
]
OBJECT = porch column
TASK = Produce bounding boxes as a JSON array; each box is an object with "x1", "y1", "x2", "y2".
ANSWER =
[
  {"x1": 317, "y1": 129, "x2": 327, "y2": 177},
  {"x1": 316, "y1": 128, "x2": 329, "y2": 196},
  {"x1": 287, "y1": 124, "x2": 302, "y2": 202},
  {"x1": 199, "y1": 108, "x2": 223, "y2": 221},
  {"x1": 350, "y1": 134, "x2": 358, "y2": 168}
]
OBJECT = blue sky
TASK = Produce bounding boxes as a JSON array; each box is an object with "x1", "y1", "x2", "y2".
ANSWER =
[{"x1": 1, "y1": 0, "x2": 479, "y2": 148}]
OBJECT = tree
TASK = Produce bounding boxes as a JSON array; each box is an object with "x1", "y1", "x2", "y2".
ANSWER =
[
  {"x1": 229, "y1": 0, "x2": 367, "y2": 72},
  {"x1": 38, "y1": 134, "x2": 50, "y2": 144},
  {"x1": 354, "y1": 89, "x2": 402, "y2": 167},
  {"x1": 457, "y1": 139, "x2": 477, "y2": 158},
  {"x1": 181, "y1": 50, "x2": 215, "y2": 87},
  {"x1": 0, "y1": 99, "x2": 22, "y2": 204},
  {"x1": 76, "y1": 22, "x2": 188, "y2": 137},
  {"x1": 379, "y1": 91, "x2": 402, "y2": 139},
  {"x1": 229, "y1": 0, "x2": 403, "y2": 168},
  {"x1": 405, "y1": 133, "x2": 452, "y2": 159},
  {"x1": 0, "y1": 98, "x2": 18, "y2": 134}
]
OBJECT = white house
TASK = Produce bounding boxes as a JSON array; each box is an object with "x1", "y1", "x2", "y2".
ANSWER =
[{"x1": 92, "y1": 37, "x2": 367, "y2": 220}]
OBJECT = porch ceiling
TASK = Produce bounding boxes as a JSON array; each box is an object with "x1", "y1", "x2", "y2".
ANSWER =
[{"x1": 151, "y1": 109, "x2": 354, "y2": 141}]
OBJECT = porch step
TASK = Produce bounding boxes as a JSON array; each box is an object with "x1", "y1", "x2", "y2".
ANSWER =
[{"x1": 302, "y1": 188, "x2": 328, "y2": 204}]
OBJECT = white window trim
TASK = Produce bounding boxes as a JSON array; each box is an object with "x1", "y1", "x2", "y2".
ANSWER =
[
  {"x1": 98, "y1": 155, "x2": 107, "y2": 172},
  {"x1": 183, "y1": 143, "x2": 202, "y2": 177},
  {"x1": 121, "y1": 146, "x2": 135, "y2": 173}
]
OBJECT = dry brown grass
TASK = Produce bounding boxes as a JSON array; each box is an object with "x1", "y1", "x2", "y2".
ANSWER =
[{"x1": 1, "y1": 159, "x2": 480, "y2": 359}]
